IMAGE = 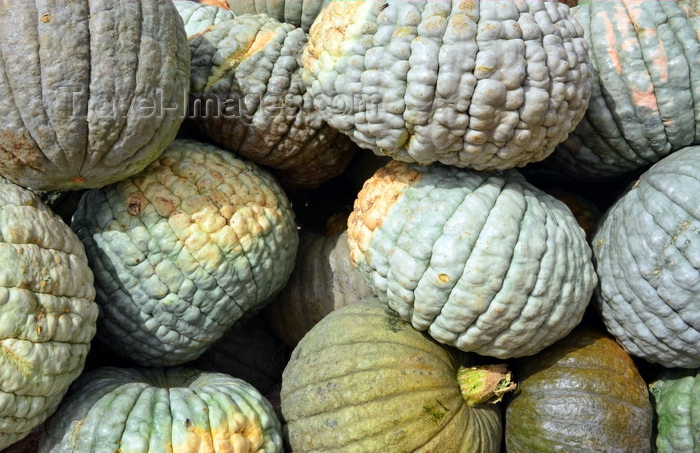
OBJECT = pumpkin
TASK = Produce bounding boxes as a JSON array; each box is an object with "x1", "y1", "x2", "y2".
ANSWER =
[
  {"x1": 70, "y1": 138, "x2": 299, "y2": 367},
  {"x1": 347, "y1": 159, "x2": 597, "y2": 359},
  {"x1": 225, "y1": 0, "x2": 329, "y2": 31},
  {"x1": 265, "y1": 227, "x2": 374, "y2": 348},
  {"x1": 0, "y1": 0, "x2": 190, "y2": 192},
  {"x1": 280, "y1": 298, "x2": 507, "y2": 453},
  {"x1": 505, "y1": 326, "x2": 653, "y2": 452},
  {"x1": 649, "y1": 367, "x2": 700, "y2": 453},
  {"x1": 173, "y1": 0, "x2": 236, "y2": 37},
  {"x1": 0, "y1": 178, "x2": 98, "y2": 450},
  {"x1": 545, "y1": 0, "x2": 700, "y2": 180},
  {"x1": 38, "y1": 367, "x2": 283, "y2": 453},
  {"x1": 593, "y1": 145, "x2": 700, "y2": 368},
  {"x1": 187, "y1": 14, "x2": 357, "y2": 191},
  {"x1": 301, "y1": 0, "x2": 593, "y2": 171}
]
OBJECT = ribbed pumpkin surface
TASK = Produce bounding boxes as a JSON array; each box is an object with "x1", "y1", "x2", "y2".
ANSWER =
[
  {"x1": 347, "y1": 160, "x2": 597, "y2": 359},
  {"x1": 188, "y1": 14, "x2": 356, "y2": 190},
  {"x1": 505, "y1": 327, "x2": 653, "y2": 452},
  {"x1": 649, "y1": 368, "x2": 700, "y2": 453},
  {"x1": 547, "y1": 0, "x2": 700, "y2": 180},
  {"x1": 173, "y1": 0, "x2": 236, "y2": 37},
  {"x1": 301, "y1": 0, "x2": 592, "y2": 170},
  {"x1": 71, "y1": 139, "x2": 298, "y2": 366},
  {"x1": 280, "y1": 298, "x2": 503, "y2": 453},
  {"x1": 0, "y1": 0, "x2": 190, "y2": 191},
  {"x1": 0, "y1": 179, "x2": 98, "y2": 449},
  {"x1": 225, "y1": 0, "x2": 328, "y2": 31},
  {"x1": 38, "y1": 367, "x2": 283, "y2": 453},
  {"x1": 593, "y1": 145, "x2": 700, "y2": 368}
]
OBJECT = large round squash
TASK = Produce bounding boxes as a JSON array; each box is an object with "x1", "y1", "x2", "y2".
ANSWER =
[
  {"x1": 347, "y1": 159, "x2": 597, "y2": 359},
  {"x1": 38, "y1": 367, "x2": 283, "y2": 453},
  {"x1": 280, "y1": 298, "x2": 505, "y2": 453},
  {"x1": 70, "y1": 139, "x2": 299, "y2": 367},
  {"x1": 505, "y1": 326, "x2": 653, "y2": 452},
  {"x1": 593, "y1": 145, "x2": 700, "y2": 368},
  {"x1": 301, "y1": 0, "x2": 593, "y2": 170},
  {"x1": 0, "y1": 179, "x2": 98, "y2": 450},
  {"x1": 546, "y1": 0, "x2": 700, "y2": 180},
  {"x1": 0, "y1": 0, "x2": 190, "y2": 191},
  {"x1": 649, "y1": 367, "x2": 700, "y2": 453}
]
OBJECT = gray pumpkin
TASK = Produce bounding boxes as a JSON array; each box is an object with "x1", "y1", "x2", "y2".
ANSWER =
[
  {"x1": 225, "y1": 0, "x2": 329, "y2": 31},
  {"x1": 0, "y1": 178, "x2": 98, "y2": 450},
  {"x1": 593, "y1": 145, "x2": 700, "y2": 368},
  {"x1": 347, "y1": 160, "x2": 597, "y2": 359},
  {"x1": 71, "y1": 139, "x2": 299, "y2": 367},
  {"x1": 0, "y1": 0, "x2": 190, "y2": 191},
  {"x1": 173, "y1": 0, "x2": 236, "y2": 37}
]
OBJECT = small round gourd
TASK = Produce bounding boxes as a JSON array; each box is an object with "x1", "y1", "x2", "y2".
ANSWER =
[
  {"x1": 281, "y1": 298, "x2": 506, "y2": 453},
  {"x1": 0, "y1": 0, "x2": 190, "y2": 191},
  {"x1": 505, "y1": 327, "x2": 653, "y2": 452},
  {"x1": 347, "y1": 160, "x2": 597, "y2": 359},
  {"x1": 71, "y1": 139, "x2": 299, "y2": 367},
  {"x1": 38, "y1": 367, "x2": 283, "y2": 453},
  {"x1": 0, "y1": 179, "x2": 98, "y2": 450},
  {"x1": 593, "y1": 145, "x2": 700, "y2": 368},
  {"x1": 649, "y1": 367, "x2": 700, "y2": 453}
]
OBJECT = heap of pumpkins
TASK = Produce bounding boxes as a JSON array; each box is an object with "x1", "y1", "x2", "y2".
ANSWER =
[{"x1": 0, "y1": 0, "x2": 698, "y2": 452}]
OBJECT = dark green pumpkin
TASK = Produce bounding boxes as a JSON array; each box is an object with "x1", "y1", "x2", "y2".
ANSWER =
[{"x1": 505, "y1": 326, "x2": 653, "y2": 452}]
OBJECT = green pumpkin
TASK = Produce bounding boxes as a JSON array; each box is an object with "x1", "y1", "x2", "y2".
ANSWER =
[
  {"x1": 38, "y1": 367, "x2": 283, "y2": 453},
  {"x1": 649, "y1": 367, "x2": 700, "y2": 453},
  {"x1": 505, "y1": 326, "x2": 653, "y2": 452},
  {"x1": 0, "y1": 0, "x2": 190, "y2": 191},
  {"x1": 0, "y1": 178, "x2": 98, "y2": 449},
  {"x1": 71, "y1": 139, "x2": 299, "y2": 367},
  {"x1": 281, "y1": 298, "x2": 507, "y2": 453}
]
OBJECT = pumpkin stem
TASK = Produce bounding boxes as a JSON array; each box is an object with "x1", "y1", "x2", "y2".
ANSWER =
[{"x1": 456, "y1": 364, "x2": 516, "y2": 407}]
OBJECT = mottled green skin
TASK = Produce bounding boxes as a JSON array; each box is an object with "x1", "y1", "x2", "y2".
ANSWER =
[
  {"x1": 548, "y1": 0, "x2": 700, "y2": 180},
  {"x1": 650, "y1": 368, "x2": 700, "y2": 453},
  {"x1": 302, "y1": 0, "x2": 592, "y2": 171},
  {"x1": 71, "y1": 139, "x2": 299, "y2": 367},
  {"x1": 505, "y1": 327, "x2": 653, "y2": 452},
  {"x1": 281, "y1": 298, "x2": 503, "y2": 453},
  {"x1": 173, "y1": 0, "x2": 236, "y2": 37},
  {"x1": 593, "y1": 145, "x2": 700, "y2": 368},
  {"x1": 225, "y1": 0, "x2": 329, "y2": 31},
  {"x1": 38, "y1": 367, "x2": 283, "y2": 453},
  {"x1": 0, "y1": 0, "x2": 190, "y2": 191},
  {"x1": 0, "y1": 179, "x2": 98, "y2": 450},
  {"x1": 348, "y1": 160, "x2": 597, "y2": 359}
]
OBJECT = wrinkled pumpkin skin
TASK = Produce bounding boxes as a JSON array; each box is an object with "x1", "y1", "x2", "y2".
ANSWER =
[
  {"x1": 281, "y1": 298, "x2": 503, "y2": 453},
  {"x1": 505, "y1": 327, "x2": 653, "y2": 452},
  {"x1": 302, "y1": 0, "x2": 592, "y2": 171},
  {"x1": 173, "y1": 0, "x2": 236, "y2": 37},
  {"x1": 347, "y1": 160, "x2": 597, "y2": 359},
  {"x1": 0, "y1": 0, "x2": 190, "y2": 192},
  {"x1": 649, "y1": 368, "x2": 700, "y2": 453},
  {"x1": 593, "y1": 145, "x2": 700, "y2": 369},
  {"x1": 225, "y1": 0, "x2": 328, "y2": 31},
  {"x1": 38, "y1": 367, "x2": 283, "y2": 453},
  {"x1": 71, "y1": 139, "x2": 299, "y2": 367},
  {"x1": 0, "y1": 179, "x2": 98, "y2": 450}
]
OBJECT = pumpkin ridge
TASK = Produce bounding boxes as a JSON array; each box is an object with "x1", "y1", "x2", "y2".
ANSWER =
[{"x1": 518, "y1": 387, "x2": 652, "y2": 415}]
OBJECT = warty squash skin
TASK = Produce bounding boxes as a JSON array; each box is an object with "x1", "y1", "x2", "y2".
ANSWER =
[
  {"x1": 301, "y1": 0, "x2": 593, "y2": 171},
  {"x1": 593, "y1": 145, "x2": 700, "y2": 369},
  {"x1": 173, "y1": 0, "x2": 236, "y2": 37},
  {"x1": 347, "y1": 159, "x2": 597, "y2": 359},
  {"x1": 505, "y1": 327, "x2": 653, "y2": 452},
  {"x1": 38, "y1": 367, "x2": 283, "y2": 453},
  {"x1": 0, "y1": 179, "x2": 98, "y2": 450},
  {"x1": 225, "y1": 0, "x2": 329, "y2": 32},
  {"x1": 0, "y1": 0, "x2": 190, "y2": 192},
  {"x1": 649, "y1": 367, "x2": 700, "y2": 453},
  {"x1": 70, "y1": 139, "x2": 299, "y2": 367},
  {"x1": 280, "y1": 298, "x2": 504, "y2": 453}
]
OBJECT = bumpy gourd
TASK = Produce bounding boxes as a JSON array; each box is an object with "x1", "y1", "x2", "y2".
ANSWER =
[
  {"x1": 71, "y1": 139, "x2": 298, "y2": 367},
  {"x1": 0, "y1": 178, "x2": 98, "y2": 450},
  {"x1": 0, "y1": 0, "x2": 190, "y2": 191},
  {"x1": 649, "y1": 367, "x2": 700, "y2": 453},
  {"x1": 301, "y1": 0, "x2": 592, "y2": 170},
  {"x1": 38, "y1": 367, "x2": 283, "y2": 453},
  {"x1": 188, "y1": 14, "x2": 356, "y2": 190},
  {"x1": 173, "y1": 0, "x2": 236, "y2": 37},
  {"x1": 593, "y1": 145, "x2": 700, "y2": 368},
  {"x1": 226, "y1": 0, "x2": 329, "y2": 31},
  {"x1": 546, "y1": 0, "x2": 700, "y2": 180},
  {"x1": 347, "y1": 160, "x2": 597, "y2": 359}
]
